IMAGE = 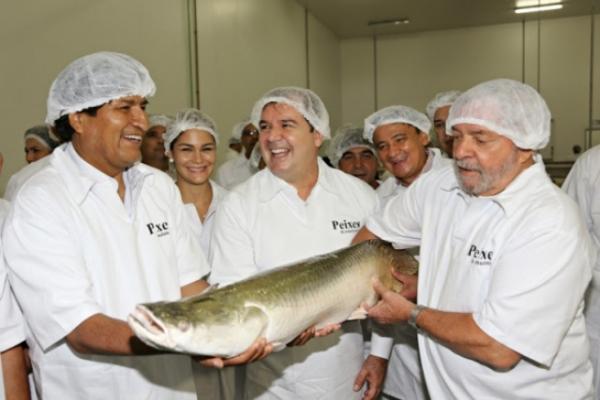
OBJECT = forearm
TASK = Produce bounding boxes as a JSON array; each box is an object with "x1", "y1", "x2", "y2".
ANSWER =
[
  {"x1": 66, "y1": 313, "x2": 160, "y2": 356},
  {"x1": 416, "y1": 307, "x2": 520, "y2": 370},
  {"x1": 2, "y1": 344, "x2": 30, "y2": 400},
  {"x1": 352, "y1": 227, "x2": 379, "y2": 245},
  {"x1": 181, "y1": 279, "x2": 209, "y2": 297}
]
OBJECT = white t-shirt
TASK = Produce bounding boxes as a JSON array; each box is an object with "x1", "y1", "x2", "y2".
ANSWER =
[
  {"x1": 0, "y1": 199, "x2": 27, "y2": 398},
  {"x1": 215, "y1": 154, "x2": 255, "y2": 190},
  {"x1": 3, "y1": 144, "x2": 209, "y2": 400},
  {"x1": 367, "y1": 162, "x2": 594, "y2": 399},
  {"x1": 182, "y1": 180, "x2": 228, "y2": 256},
  {"x1": 209, "y1": 158, "x2": 378, "y2": 399},
  {"x1": 373, "y1": 147, "x2": 450, "y2": 400}
]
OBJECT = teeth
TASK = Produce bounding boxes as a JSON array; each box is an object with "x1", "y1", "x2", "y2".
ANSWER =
[
  {"x1": 124, "y1": 135, "x2": 142, "y2": 142},
  {"x1": 271, "y1": 149, "x2": 287, "y2": 154}
]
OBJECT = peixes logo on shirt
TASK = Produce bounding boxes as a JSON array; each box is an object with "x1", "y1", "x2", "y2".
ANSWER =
[
  {"x1": 331, "y1": 219, "x2": 361, "y2": 234},
  {"x1": 147, "y1": 221, "x2": 170, "y2": 237},
  {"x1": 467, "y1": 244, "x2": 493, "y2": 266}
]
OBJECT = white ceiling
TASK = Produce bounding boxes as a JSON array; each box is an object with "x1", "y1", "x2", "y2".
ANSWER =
[{"x1": 295, "y1": 0, "x2": 599, "y2": 38}]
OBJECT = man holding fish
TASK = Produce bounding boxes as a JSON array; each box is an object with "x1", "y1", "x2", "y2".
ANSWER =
[
  {"x1": 354, "y1": 79, "x2": 595, "y2": 399},
  {"x1": 1, "y1": 52, "x2": 269, "y2": 399},
  {"x1": 208, "y1": 87, "x2": 383, "y2": 399}
]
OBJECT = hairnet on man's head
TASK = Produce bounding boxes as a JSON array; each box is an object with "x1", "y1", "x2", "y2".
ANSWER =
[
  {"x1": 46, "y1": 51, "x2": 156, "y2": 125},
  {"x1": 250, "y1": 87, "x2": 331, "y2": 139},
  {"x1": 231, "y1": 118, "x2": 252, "y2": 141},
  {"x1": 148, "y1": 114, "x2": 173, "y2": 129},
  {"x1": 364, "y1": 105, "x2": 431, "y2": 143},
  {"x1": 446, "y1": 79, "x2": 551, "y2": 150},
  {"x1": 425, "y1": 90, "x2": 461, "y2": 120},
  {"x1": 328, "y1": 126, "x2": 376, "y2": 168},
  {"x1": 24, "y1": 124, "x2": 60, "y2": 149},
  {"x1": 164, "y1": 108, "x2": 218, "y2": 152}
]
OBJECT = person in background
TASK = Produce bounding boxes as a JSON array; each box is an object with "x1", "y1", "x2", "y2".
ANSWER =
[
  {"x1": 425, "y1": 90, "x2": 461, "y2": 158},
  {"x1": 163, "y1": 108, "x2": 233, "y2": 399},
  {"x1": 141, "y1": 114, "x2": 173, "y2": 173},
  {"x1": 209, "y1": 87, "x2": 378, "y2": 399},
  {"x1": 328, "y1": 126, "x2": 380, "y2": 189},
  {"x1": 367, "y1": 105, "x2": 451, "y2": 206},
  {"x1": 226, "y1": 136, "x2": 243, "y2": 161},
  {"x1": 2, "y1": 51, "x2": 268, "y2": 400},
  {"x1": 562, "y1": 144, "x2": 600, "y2": 399},
  {"x1": 248, "y1": 142, "x2": 266, "y2": 171},
  {"x1": 356, "y1": 79, "x2": 594, "y2": 399},
  {"x1": 0, "y1": 152, "x2": 30, "y2": 400},
  {"x1": 23, "y1": 124, "x2": 60, "y2": 164},
  {"x1": 354, "y1": 105, "x2": 451, "y2": 400},
  {"x1": 216, "y1": 119, "x2": 258, "y2": 189}
]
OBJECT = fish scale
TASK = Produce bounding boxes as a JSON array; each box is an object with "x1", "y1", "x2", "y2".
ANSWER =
[{"x1": 128, "y1": 239, "x2": 418, "y2": 357}]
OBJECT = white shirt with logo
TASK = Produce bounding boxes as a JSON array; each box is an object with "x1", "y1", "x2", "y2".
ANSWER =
[
  {"x1": 372, "y1": 147, "x2": 451, "y2": 400},
  {"x1": 215, "y1": 153, "x2": 255, "y2": 190},
  {"x1": 367, "y1": 162, "x2": 594, "y2": 399},
  {"x1": 209, "y1": 158, "x2": 378, "y2": 399},
  {"x1": 3, "y1": 143, "x2": 208, "y2": 400}
]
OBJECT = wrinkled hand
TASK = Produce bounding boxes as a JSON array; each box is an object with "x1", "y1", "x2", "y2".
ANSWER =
[
  {"x1": 392, "y1": 270, "x2": 418, "y2": 300},
  {"x1": 195, "y1": 338, "x2": 272, "y2": 368},
  {"x1": 288, "y1": 323, "x2": 342, "y2": 347},
  {"x1": 366, "y1": 279, "x2": 414, "y2": 325},
  {"x1": 353, "y1": 355, "x2": 388, "y2": 400}
]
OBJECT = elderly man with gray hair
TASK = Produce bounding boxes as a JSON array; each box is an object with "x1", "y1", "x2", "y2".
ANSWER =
[{"x1": 353, "y1": 79, "x2": 594, "y2": 398}]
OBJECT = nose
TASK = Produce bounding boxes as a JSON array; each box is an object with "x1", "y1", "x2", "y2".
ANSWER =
[
  {"x1": 131, "y1": 107, "x2": 148, "y2": 131},
  {"x1": 452, "y1": 135, "x2": 470, "y2": 160},
  {"x1": 25, "y1": 151, "x2": 34, "y2": 164}
]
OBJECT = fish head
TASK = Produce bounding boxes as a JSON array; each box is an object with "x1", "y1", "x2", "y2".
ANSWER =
[{"x1": 128, "y1": 297, "x2": 264, "y2": 358}]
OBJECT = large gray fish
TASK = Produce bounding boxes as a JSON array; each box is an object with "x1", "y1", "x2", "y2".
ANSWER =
[{"x1": 128, "y1": 239, "x2": 418, "y2": 358}]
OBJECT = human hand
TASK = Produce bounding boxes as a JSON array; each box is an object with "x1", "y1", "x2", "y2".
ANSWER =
[
  {"x1": 392, "y1": 270, "x2": 418, "y2": 300},
  {"x1": 367, "y1": 279, "x2": 414, "y2": 324},
  {"x1": 288, "y1": 323, "x2": 342, "y2": 346},
  {"x1": 195, "y1": 338, "x2": 272, "y2": 368},
  {"x1": 353, "y1": 355, "x2": 388, "y2": 400}
]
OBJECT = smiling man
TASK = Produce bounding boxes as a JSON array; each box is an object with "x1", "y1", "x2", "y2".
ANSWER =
[
  {"x1": 209, "y1": 87, "x2": 378, "y2": 399},
  {"x1": 328, "y1": 126, "x2": 380, "y2": 189},
  {"x1": 353, "y1": 79, "x2": 595, "y2": 399},
  {"x1": 2, "y1": 52, "x2": 267, "y2": 400}
]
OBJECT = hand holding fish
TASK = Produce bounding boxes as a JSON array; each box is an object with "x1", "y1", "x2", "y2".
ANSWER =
[
  {"x1": 393, "y1": 269, "x2": 418, "y2": 300},
  {"x1": 195, "y1": 338, "x2": 273, "y2": 368},
  {"x1": 288, "y1": 323, "x2": 342, "y2": 346},
  {"x1": 367, "y1": 278, "x2": 414, "y2": 324}
]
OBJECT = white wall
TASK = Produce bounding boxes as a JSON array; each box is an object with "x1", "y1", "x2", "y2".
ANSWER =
[
  {"x1": 194, "y1": 0, "x2": 341, "y2": 164},
  {"x1": 340, "y1": 15, "x2": 598, "y2": 162},
  {"x1": 0, "y1": 0, "x2": 193, "y2": 192}
]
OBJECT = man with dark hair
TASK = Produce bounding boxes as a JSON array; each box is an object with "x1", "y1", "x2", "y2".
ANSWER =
[{"x1": 3, "y1": 51, "x2": 268, "y2": 399}]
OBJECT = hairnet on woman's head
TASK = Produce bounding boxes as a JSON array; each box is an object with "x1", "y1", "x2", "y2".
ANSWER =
[
  {"x1": 425, "y1": 90, "x2": 461, "y2": 120},
  {"x1": 446, "y1": 79, "x2": 551, "y2": 150},
  {"x1": 164, "y1": 108, "x2": 218, "y2": 152},
  {"x1": 328, "y1": 126, "x2": 376, "y2": 168},
  {"x1": 45, "y1": 51, "x2": 156, "y2": 125},
  {"x1": 148, "y1": 114, "x2": 173, "y2": 129},
  {"x1": 24, "y1": 124, "x2": 60, "y2": 149},
  {"x1": 250, "y1": 87, "x2": 331, "y2": 139},
  {"x1": 363, "y1": 105, "x2": 431, "y2": 143}
]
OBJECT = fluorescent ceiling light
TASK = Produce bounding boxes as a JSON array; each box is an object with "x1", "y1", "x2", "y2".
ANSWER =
[
  {"x1": 368, "y1": 18, "x2": 410, "y2": 27},
  {"x1": 515, "y1": 3, "x2": 563, "y2": 14},
  {"x1": 516, "y1": 0, "x2": 560, "y2": 6}
]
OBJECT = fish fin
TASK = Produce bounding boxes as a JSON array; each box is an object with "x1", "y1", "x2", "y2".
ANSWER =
[
  {"x1": 271, "y1": 341, "x2": 286, "y2": 352},
  {"x1": 347, "y1": 306, "x2": 368, "y2": 320}
]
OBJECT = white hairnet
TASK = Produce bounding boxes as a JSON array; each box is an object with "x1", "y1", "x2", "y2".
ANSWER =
[
  {"x1": 364, "y1": 105, "x2": 431, "y2": 143},
  {"x1": 231, "y1": 119, "x2": 251, "y2": 141},
  {"x1": 425, "y1": 90, "x2": 461, "y2": 120},
  {"x1": 148, "y1": 114, "x2": 173, "y2": 129},
  {"x1": 164, "y1": 108, "x2": 218, "y2": 152},
  {"x1": 24, "y1": 124, "x2": 60, "y2": 149},
  {"x1": 328, "y1": 126, "x2": 376, "y2": 168},
  {"x1": 250, "y1": 87, "x2": 330, "y2": 139},
  {"x1": 46, "y1": 51, "x2": 156, "y2": 125},
  {"x1": 446, "y1": 79, "x2": 550, "y2": 150}
]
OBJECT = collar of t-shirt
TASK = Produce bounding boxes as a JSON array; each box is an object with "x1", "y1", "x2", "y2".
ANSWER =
[
  {"x1": 258, "y1": 157, "x2": 339, "y2": 204},
  {"x1": 59, "y1": 143, "x2": 153, "y2": 217},
  {"x1": 442, "y1": 160, "x2": 548, "y2": 217}
]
